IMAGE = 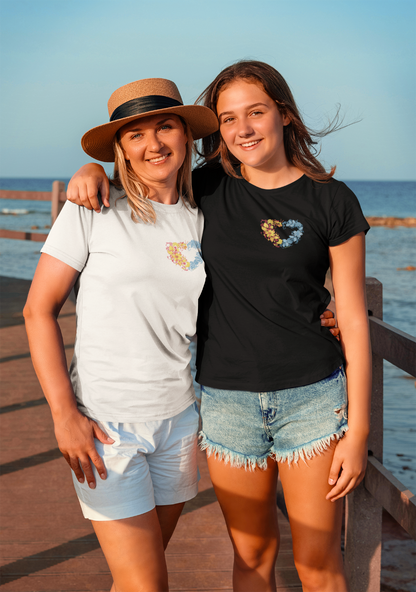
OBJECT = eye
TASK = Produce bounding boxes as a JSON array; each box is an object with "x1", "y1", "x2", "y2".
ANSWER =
[
  {"x1": 131, "y1": 132, "x2": 143, "y2": 140},
  {"x1": 159, "y1": 124, "x2": 173, "y2": 132},
  {"x1": 221, "y1": 116, "x2": 235, "y2": 124},
  {"x1": 250, "y1": 110, "x2": 263, "y2": 117}
]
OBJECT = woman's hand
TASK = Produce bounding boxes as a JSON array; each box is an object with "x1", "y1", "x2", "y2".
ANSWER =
[
  {"x1": 67, "y1": 163, "x2": 110, "y2": 212},
  {"x1": 326, "y1": 430, "x2": 368, "y2": 501},
  {"x1": 320, "y1": 309, "x2": 340, "y2": 339},
  {"x1": 54, "y1": 408, "x2": 114, "y2": 488}
]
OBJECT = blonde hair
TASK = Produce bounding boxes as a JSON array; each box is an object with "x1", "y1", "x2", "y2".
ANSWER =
[{"x1": 112, "y1": 117, "x2": 195, "y2": 223}]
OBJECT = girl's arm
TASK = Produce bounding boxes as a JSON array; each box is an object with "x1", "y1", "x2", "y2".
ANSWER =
[
  {"x1": 67, "y1": 163, "x2": 110, "y2": 212},
  {"x1": 326, "y1": 232, "x2": 372, "y2": 501},
  {"x1": 24, "y1": 254, "x2": 114, "y2": 488}
]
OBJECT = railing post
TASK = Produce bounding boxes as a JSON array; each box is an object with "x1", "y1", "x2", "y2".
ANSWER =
[
  {"x1": 51, "y1": 180, "x2": 65, "y2": 226},
  {"x1": 344, "y1": 277, "x2": 383, "y2": 591}
]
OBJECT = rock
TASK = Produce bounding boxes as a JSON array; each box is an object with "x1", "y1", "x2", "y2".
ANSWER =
[{"x1": 366, "y1": 217, "x2": 416, "y2": 228}]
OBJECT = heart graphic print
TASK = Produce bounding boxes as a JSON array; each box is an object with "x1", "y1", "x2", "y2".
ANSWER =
[
  {"x1": 260, "y1": 219, "x2": 304, "y2": 248},
  {"x1": 166, "y1": 240, "x2": 203, "y2": 271}
]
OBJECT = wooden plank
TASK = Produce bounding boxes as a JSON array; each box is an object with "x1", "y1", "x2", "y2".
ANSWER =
[
  {"x1": 0, "y1": 189, "x2": 66, "y2": 202},
  {"x1": 0, "y1": 189, "x2": 52, "y2": 201},
  {"x1": 365, "y1": 456, "x2": 416, "y2": 539},
  {"x1": 369, "y1": 316, "x2": 416, "y2": 377},
  {"x1": 0, "y1": 229, "x2": 48, "y2": 242}
]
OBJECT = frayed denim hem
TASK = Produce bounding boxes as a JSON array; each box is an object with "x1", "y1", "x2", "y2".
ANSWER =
[
  {"x1": 271, "y1": 424, "x2": 349, "y2": 467},
  {"x1": 199, "y1": 431, "x2": 270, "y2": 471}
]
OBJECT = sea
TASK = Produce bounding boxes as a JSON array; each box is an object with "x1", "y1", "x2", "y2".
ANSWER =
[{"x1": 1, "y1": 178, "x2": 415, "y2": 491}]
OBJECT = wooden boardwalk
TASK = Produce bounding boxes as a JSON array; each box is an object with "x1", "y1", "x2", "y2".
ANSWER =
[
  {"x1": 0, "y1": 276, "x2": 301, "y2": 591},
  {"x1": 1, "y1": 275, "x2": 413, "y2": 591}
]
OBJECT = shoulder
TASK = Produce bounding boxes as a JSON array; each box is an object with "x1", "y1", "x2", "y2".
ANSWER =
[
  {"x1": 303, "y1": 176, "x2": 358, "y2": 207},
  {"x1": 107, "y1": 181, "x2": 127, "y2": 208},
  {"x1": 192, "y1": 163, "x2": 228, "y2": 203}
]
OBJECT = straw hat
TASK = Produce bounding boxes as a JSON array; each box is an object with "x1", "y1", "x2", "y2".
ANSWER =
[{"x1": 81, "y1": 78, "x2": 219, "y2": 162}]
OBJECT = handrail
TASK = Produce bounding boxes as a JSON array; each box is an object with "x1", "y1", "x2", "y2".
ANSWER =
[
  {"x1": 365, "y1": 455, "x2": 416, "y2": 538},
  {"x1": 369, "y1": 316, "x2": 416, "y2": 377},
  {"x1": 0, "y1": 182, "x2": 66, "y2": 234}
]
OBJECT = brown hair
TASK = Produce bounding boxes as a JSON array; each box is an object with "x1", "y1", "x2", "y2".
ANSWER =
[
  {"x1": 112, "y1": 116, "x2": 195, "y2": 224},
  {"x1": 196, "y1": 60, "x2": 342, "y2": 182}
]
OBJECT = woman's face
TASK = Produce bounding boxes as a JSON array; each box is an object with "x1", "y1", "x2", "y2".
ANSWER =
[
  {"x1": 119, "y1": 113, "x2": 187, "y2": 188},
  {"x1": 216, "y1": 79, "x2": 290, "y2": 174}
]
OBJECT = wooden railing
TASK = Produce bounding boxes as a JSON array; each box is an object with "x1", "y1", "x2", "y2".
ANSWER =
[
  {"x1": 0, "y1": 181, "x2": 66, "y2": 240},
  {"x1": 344, "y1": 277, "x2": 416, "y2": 592}
]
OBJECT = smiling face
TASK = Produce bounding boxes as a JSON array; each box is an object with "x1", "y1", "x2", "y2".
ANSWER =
[
  {"x1": 119, "y1": 113, "x2": 188, "y2": 189},
  {"x1": 216, "y1": 79, "x2": 291, "y2": 177}
]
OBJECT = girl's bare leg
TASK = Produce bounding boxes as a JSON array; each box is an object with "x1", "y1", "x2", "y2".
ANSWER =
[
  {"x1": 207, "y1": 455, "x2": 279, "y2": 592},
  {"x1": 278, "y1": 442, "x2": 348, "y2": 592},
  {"x1": 104, "y1": 502, "x2": 185, "y2": 592}
]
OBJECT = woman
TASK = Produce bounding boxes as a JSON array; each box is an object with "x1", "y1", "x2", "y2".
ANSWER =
[
  {"x1": 24, "y1": 77, "x2": 219, "y2": 592},
  {"x1": 67, "y1": 61, "x2": 370, "y2": 592}
]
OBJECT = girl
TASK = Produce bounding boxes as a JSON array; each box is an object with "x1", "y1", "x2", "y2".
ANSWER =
[{"x1": 67, "y1": 61, "x2": 370, "y2": 592}]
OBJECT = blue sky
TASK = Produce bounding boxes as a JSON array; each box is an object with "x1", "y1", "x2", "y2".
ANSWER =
[{"x1": 0, "y1": 0, "x2": 415, "y2": 180}]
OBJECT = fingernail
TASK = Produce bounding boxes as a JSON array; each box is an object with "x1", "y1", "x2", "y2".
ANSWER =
[
  {"x1": 329, "y1": 478, "x2": 336, "y2": 485},
  {"x1": 100, "y1": 473, "x2": 106, "y2": 480},
  {"x1": 78, "y1": 477, "x2": 84, "y2": 483},
  {"x1": 88, "y1": 482, "x2": 96, "y2": 489}
]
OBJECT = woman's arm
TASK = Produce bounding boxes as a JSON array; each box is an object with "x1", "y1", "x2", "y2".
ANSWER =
[
  {"x1": 67, "y1": 163, "x2": 110, "y2": 212},
  {"x1": 24, "y1": 254, "x2": 114, "y2": 488},
  {"x1": 325, "y1": 232, "x2": 372, "y2": 501}
]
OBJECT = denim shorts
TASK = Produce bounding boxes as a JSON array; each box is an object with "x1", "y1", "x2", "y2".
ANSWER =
[
  {"x1": 199, "y1": 367, "x2": 348, "y2": 470},
  {"x1": 72, "y1": 403, "x2": 199, "y2": 521}
]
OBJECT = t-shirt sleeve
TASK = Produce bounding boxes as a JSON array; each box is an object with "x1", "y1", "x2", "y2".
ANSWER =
[
  {"x1": 328, "y1": 182, "x2": 370, "y2": 246},
  {"x1": 41, "y1": 201, "x2": 92, "y2": 271}
]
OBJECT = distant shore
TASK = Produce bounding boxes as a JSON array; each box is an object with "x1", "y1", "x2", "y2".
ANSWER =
[{"x1": 366, "y1": 216, "x2": 416, "y2": 227}]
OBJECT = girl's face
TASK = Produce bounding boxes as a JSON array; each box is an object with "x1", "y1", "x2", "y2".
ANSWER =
[
  {"x1": 216, "y1": 79, "x2": 290, "y2": 175},
  {"x1": 119, "y1": 114, "x2": 187, "y2": 188}
]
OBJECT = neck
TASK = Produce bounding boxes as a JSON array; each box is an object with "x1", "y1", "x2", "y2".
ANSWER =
[
  {"x1": 148, "y1": 181, "x2": 179, "y2": 205},
  {"x1": 241, "y1": 161, "x2": 303, "y2": 190}
]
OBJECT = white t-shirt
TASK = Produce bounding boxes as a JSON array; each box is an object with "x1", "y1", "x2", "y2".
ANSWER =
[{"x1": 41, "y1": 184, "x2": 205, "y2": 421}]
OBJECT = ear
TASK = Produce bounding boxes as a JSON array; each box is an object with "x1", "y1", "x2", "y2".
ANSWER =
[{"x1": 282, "y1": 114, "x2": 290, "y2": 126}]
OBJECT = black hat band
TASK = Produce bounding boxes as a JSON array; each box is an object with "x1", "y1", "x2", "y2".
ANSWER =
[{"x1": 110, "y1": 95, "x2": 183, "y2": 122}]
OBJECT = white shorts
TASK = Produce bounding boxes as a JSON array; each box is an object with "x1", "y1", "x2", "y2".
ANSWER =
[{"x1": 72, "y1": 403, "x2": 199, "y2": 521}]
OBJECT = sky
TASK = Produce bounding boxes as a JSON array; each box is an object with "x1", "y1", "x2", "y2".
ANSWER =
[{"x1": 0, "y1": 0, "x2": 415, "y2": 180}]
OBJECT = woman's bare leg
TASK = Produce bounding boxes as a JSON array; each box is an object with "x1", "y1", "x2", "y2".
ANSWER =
[
  {"x1": 156, "y1": 502, "x2": 186, "y2": 548},
  {"x1": 105, "y1": 502, "x2": 185, "y2": 591},
  {"x1": 93, "y1": 509, "x2": 168, "y2": 592},
  {"x1": 207, "y1": 455, "x2": 279, "y2": 592},
  {"x1": 278, "y1": 442, "x2": 348, "y2": 592}
]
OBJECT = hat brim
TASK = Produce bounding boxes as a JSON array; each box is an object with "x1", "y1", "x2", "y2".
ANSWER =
[{"x1": 81, "y1": 104, "x2": 219, "y2": 162}]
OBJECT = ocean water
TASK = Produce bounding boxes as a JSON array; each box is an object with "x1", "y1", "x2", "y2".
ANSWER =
[{"x1": 1, "y1": 178, "x2": 415, "y2": 490}]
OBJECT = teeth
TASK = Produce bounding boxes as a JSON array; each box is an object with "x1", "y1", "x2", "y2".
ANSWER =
[
  {"x1": 149, "y1": 155, "x2": 168, "y2": 163},
  {"x1": 241, "y1": 140, "x2": 260, "y2": 147}
]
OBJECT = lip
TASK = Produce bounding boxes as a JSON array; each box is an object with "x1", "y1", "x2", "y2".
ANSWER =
[
  {"x1": 146, "y1": 153, "x2": 171, "y2": 164},
  {"x1": 237, "y1": 139, "x2": 262, "y2": 150}
]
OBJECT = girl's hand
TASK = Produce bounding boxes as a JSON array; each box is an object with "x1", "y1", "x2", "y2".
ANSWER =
[
  {"x1": 67, "y1": 163, "x2": 110, "y2": 212},
  {"x1": 320, "y1": 309, "x2": 340, "y2": 339},
  {"x1": 54, "y1": 409, "x2": 114, "y2": 489},
  {"x1": 326, "y1": 431, "x2": 368, "y2": 501}
]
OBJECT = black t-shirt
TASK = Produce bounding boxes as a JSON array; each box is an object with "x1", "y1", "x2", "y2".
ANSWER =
[{"x1": 192, "y1": 164, "x2": 370, "y2": 392}]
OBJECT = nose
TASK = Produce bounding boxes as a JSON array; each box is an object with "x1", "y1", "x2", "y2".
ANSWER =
[
  {"x1": 236, "y1": 118, "x2": 254, "y2": 138},
  {"x1": 148, "y1": 131, "x2": 164, "y2": 152}
]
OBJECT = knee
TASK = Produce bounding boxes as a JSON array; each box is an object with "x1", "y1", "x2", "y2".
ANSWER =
[
  {"x1": 233, "y1": 537, "x2": 279, "y2": 572},
  {"x1": 294, "y1": 554, "x2": 345, "y2": 592}
]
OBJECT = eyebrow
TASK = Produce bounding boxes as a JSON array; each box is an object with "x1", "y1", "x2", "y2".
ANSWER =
[
  {"x1": 127, "y1": 118, "x2": 174, "y2": 132},
  {"x1": 218, "y1": 102, "x2": 269, "y2": 120}
]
